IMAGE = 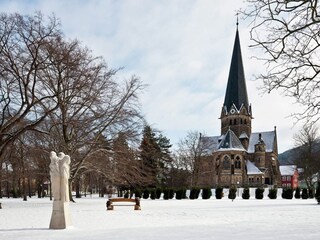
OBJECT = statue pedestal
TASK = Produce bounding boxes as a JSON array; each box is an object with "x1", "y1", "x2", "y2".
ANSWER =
[{"x1": 49, "y1": 201, "x2": 72, "y2": 229}]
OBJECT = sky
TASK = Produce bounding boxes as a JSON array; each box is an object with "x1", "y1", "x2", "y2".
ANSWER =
[{"x1": 0, "y1": 0, "x2": 305, "y2": 153}]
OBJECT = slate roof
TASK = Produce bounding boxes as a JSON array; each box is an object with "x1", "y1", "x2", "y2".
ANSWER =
[
  {"x1": 246, "y1": 160, "x2": 263, "y2": 175},
  {"x1": 218, "y1": 129, "x2": 245, "y2": 151},
  {"x1": 200, "y1": 130, "x2": 276, "y2": 154},
  {"x1": 223, "y1": 29, "x2": 249, "y2": 112},
  {"x1": 247, "y1": 131, "x2": 276, "y2": 153},
  {"x1": 200, "y1": 136, "x2": 220, "y2": 155}
]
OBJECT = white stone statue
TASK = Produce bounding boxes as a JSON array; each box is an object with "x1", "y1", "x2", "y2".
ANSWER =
[
  {"x1": 49, "y1": 151, "x2": 70, "y2": 202},
  {"x1": 49, "y1": 151, "x2": 72, "y2": 229},
  {"x1": 59, "y1": 154, "x2": 70, "y2": 202}
]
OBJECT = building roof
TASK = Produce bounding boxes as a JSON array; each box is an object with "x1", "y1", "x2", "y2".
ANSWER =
[
  {"x1": 246, "y1": 160, "x2": 263, "y2": 175},
  {"x1": 279, "y1": 165, "x2": 297, "y2": 176},
  {"x1": 223, "y1": 29, "x2": 249, "y2": 112},
  {"x1": 247, "y1": 131, "x2": 276, "y2": 153},
  {"x1": 201, "y1": 129, "x2": 277, "y2": 155},
  {"x1": 218, "y1": 129, "x2": 245, "y2": 151},
  {"x1": 200, "y1": 136, "x2": 221, "y2": 155}
]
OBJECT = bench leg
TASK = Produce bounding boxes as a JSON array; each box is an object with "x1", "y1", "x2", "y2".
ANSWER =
[
  {"x1": 134, "y1": 204, "x2": 141, "y2": 210},
  {"x1": 106, "y1": 200, "x2": 114, "y2": 210}
]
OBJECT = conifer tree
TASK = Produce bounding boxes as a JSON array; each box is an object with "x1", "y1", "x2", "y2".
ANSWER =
[{"x1": 139, "y1": 125, "x2": 172, "y2": 186}]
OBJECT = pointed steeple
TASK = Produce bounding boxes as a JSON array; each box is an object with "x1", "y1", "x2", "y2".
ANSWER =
[{"x1": 223, "y1": 28, "x2": 249, "y2": 112}]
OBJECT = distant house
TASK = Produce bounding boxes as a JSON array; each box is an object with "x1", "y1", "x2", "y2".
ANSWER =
[{"x1": 279, "y1": 165, "x2": 299, "y2": 189}]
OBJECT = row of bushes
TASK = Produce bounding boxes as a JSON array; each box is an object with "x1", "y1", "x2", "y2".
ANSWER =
[{"x1": 131, "y1": 185, "x2": 320, "y2": 202}]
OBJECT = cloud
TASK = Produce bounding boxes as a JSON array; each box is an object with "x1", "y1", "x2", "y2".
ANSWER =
[{"x1": 0, "y1": 0, "x2": 303, "y2": 153}]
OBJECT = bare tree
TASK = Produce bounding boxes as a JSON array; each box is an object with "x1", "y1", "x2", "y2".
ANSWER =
[
  {"x1": 174, "y1": 131, "x2": 207, "y2": 187},
  {"x1": 243, "y1": 0, "x2": 320, "y2": 122},
  {"x1": 0, "y1": 12, "x2": 63, "y2": 161},
  {"x1": 294, "y1": 123, "x2": 320, "y2": 189},
  {"x1": 39, "y1": 35, "x2": 145, "y2": 200}
]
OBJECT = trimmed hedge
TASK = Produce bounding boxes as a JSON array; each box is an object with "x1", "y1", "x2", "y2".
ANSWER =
[
  {"x1": 143, "y1": 189, "x2": 150, "y2": 199},
  {"x1": 268, "y1": 187, "x2": 277, "y2": 199},
  {"x1": 228, "y1": 186, "x2": 237, "y2": 200},
  {"x1": 294, "y1": 187, "x2": 301, "y2": 199},
  {"x1": 156, "y1": 188, "x2": 162, "y2": 199},
  {"x1": 134, "y1": 189, "x2": 142, "y2": 198},
  {"x1": 308, "y1": 188, "x2": 314, "y2": 198},
  {"x1": 215, "y1": 186, "x2": 223, "y2": 199},
  {"x1": 255, "y1": 187, "x2": 264, "y2": 199},
  {"x1": 301, "y1": 188, "x2": 309, "y2": 199},
  {"x1": 189, "y1": 187, "x2": 201, "y2": 200},
  {"x1": 242, "y1": 187, "x2": 250, "y2": 199},
  {"x1": 202, "y1": 187, "x2": 212, "y2": 199},
  {"x1": 176, "y1": 188, "x2": 187, "y2": 200},
  {"x1": 315, "y1": 182, "x2": 320, "y2": 204},
  {"x1": 150, "y1": 188, "x2": 156, "y2": 200},
  {"x1": 282, "y1": 188, "x2": 293, "y2": 199}
]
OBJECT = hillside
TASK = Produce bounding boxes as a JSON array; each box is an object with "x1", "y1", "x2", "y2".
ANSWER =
[{"x1": 278, "y1": 139, "x2": 320, "y2": 165}]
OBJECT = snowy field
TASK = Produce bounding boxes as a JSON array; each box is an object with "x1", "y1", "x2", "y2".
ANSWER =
[{"x1": 0, "y1": 194, "x2": 319, "y2": 240}]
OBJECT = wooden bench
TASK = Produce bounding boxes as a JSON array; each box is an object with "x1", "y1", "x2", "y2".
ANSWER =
[{"x1": 106, "y1": 198, "x2": 141, "y2": 210}]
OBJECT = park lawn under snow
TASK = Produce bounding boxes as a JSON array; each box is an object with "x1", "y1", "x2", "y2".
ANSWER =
[{"x1": 0, "y1": 194, "x2": 319, "y2": 240}]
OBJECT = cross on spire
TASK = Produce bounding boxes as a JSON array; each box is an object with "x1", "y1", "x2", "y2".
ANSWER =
[{"x1": 236, "y1": 12, "x2": 239, "y2": 28}]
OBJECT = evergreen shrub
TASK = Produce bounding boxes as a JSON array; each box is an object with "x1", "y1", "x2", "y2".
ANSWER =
[
  {"x1": 163, "y1": 188, "x2": 170, "y2": 200},
  {"x1": 134, "y1": 189, "x2": 142, "y2": 198},
  {"x1": 150, "y1": 188, "x2": 156, "y2": 200},
  {"x1": 242, "y1": 187, "x2": 250, "y2": 199},
  {"x1": 315, "y1": 182, "x2": 320, "y2": 204},
  {"x1": 202, "y1": 187, "x2": 212, "y2": 199},
  {"x1": 268, "y1": 187, "x2": 277, "y2": 199},
  {"x1": 190, "y1": 187, "x2": 201, "y2": 200},
  {"x1": 294, "y1": 187, "x2": 301, "y2": 199},
  {"x1": 282, "y1": 188, "x2": 293, "y2": 199},
  {"x1": 308, "y1": 188, "x2": 314, "y2": 198},
  {"x1": 301, "y1": 188, "x2": 309, "y2": 199},
  {"x1": 215, "y1": 186, "x2": 224, "y2": 199},
  {"x1": 143, "y1": 189, "x2": 150, "y2": 199},
  {"x1": 176, "y1": 188, "x2": 187, "y2": 200},
  {"x1": 255, "y1": 187, "x2": 264, "y2": 199},
  {"x1": 228, "y1": 186, "x2": 237, "y2": 200},
  {"x1": 156, "y1": 188, "x2": 162, "y2": 199},
  {"x1": 169, "y1": 188, "x2": 175, "y2": 199}
]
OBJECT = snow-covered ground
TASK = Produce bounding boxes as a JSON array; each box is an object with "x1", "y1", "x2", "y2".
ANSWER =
[{"x1": 0, "y1": 194, "x2": 319, "y2": 240}]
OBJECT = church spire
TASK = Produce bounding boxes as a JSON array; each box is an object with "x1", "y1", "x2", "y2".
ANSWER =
[
  {"x1": 220, "y1": 25, "x2": 252, "y2": 139},
  {"x1": 223, "y1": 27, "x2": 249, "y2": 112}
]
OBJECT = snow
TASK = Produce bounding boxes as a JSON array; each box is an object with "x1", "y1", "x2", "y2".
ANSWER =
[
  {"x1": 280, "y1": 165, "x2": 297, "y2": 176},
  {"x1": 0, "y1": 194, "x2": 319, "y2": 240},
  {"x1": 246, "y1": 160, "x2": 263, "y2": 174},
  {"x1": 248, "y1": 131, "x2": 276, "y2": 153}
]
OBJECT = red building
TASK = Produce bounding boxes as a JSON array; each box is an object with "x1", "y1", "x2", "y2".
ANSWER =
[{"x1": 279, "y1": 165, "x2": 299, "y2": 189}]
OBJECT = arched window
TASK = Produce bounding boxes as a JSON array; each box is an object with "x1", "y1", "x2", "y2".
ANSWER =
[
  {"x1": 222, "y1": 156, "x2": 231, "y2": 169},
  {"x1": 244, "y1": 119, "x2": 247, "y2": 124},
  {"x1": 234, "y1": 119, "x2": 237, "y2": 125},
  {"x1": 235, "y1": 156, "x2": 241, "y2": 169},
  {"x1": 230, "y1": 119, "x2": 232, "y2": 125},
  {"x1": 240, "y1": 119, "x2": 243, "y2": 124}
]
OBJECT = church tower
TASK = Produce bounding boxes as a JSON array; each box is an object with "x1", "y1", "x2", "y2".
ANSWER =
[{"x1": 220, "y1": 26, "x2": 252, "y2": 144}]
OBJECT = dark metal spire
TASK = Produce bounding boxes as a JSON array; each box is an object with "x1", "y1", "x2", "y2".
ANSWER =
[{"x1": 223, "y1": 27, "x2": 249, "y2": 112}]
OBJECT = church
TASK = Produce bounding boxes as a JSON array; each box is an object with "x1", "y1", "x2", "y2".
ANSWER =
[{"x1": 197, "y1": 26, "x2": 281, "y2": 188}]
